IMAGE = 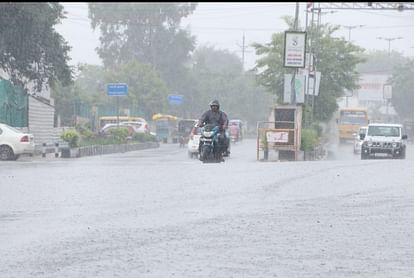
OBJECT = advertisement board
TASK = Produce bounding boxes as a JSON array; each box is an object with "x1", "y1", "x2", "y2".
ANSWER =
[
  {"x1": 357, "y1": 74, "x2": 390, "y2": 101},
  {"x1": 284, "y1": 31, "x2": 307, "y2": 68}
]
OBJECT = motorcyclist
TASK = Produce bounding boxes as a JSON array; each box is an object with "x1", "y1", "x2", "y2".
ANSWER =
[{"x1": 197, "y1": 100, "x2": 230, "y2": 157}]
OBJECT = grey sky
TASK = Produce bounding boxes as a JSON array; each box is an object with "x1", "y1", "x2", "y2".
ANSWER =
[{"x1": 56, "y1": 2, "x2": 414, "y2": 69}]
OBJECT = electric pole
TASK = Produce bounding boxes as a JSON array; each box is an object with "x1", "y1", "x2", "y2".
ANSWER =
[
  {"x1": 242, "y1": 32, "x2": 245, "y2": 70},
  {"x1": 376, "y1": 36, "x2": 403, "y2": 55}
]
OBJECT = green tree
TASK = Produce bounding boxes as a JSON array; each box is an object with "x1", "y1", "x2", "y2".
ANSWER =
[
  {"x1": 390, "y1": 59, "x2": 414, "y2": 120},
  {"x1": 186, "y1": 46, "x2": 273, "y2": 127},
  {"x1": 88, "y1": 3, "x2": 196, "y2": 92},
  {"x1": 253, "y1": 18, "x2": 365, "y2": 122},
  {"x1": 0, "y1": 3, "x2": 72, "y2": 90},
  {"x1": 103, "y1": 61, "x2": 169, "y2": 119},
  {"x1": 53, "y1": 62, "x2": 168, "y2": 125},
  {"x1": 52, "y1": 64, "x2": 106, "y2": 126}
]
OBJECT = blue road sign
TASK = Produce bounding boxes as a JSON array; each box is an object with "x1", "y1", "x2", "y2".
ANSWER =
[
  {"x1": 107, "y1": 83, "x2": 128, "y2": 96},
  {"x1": 168, "y1": 94, "x2": 184, "y2": 105}
]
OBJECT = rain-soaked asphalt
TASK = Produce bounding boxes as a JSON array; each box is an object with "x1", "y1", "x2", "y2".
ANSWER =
[{"x1": 1, "y1": 138, "x2": 414, "y2": 277}]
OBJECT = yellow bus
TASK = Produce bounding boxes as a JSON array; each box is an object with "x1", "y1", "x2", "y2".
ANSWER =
[
  {"x1": 152, "y1": 113, "x2": 178, "y2": 143},
  {"x1": 337, "y1": 107, "x2": 369, "y2": 143}
]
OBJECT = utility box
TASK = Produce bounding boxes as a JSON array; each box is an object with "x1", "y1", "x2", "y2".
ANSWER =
[{"x1": 257, "y1": 105, "x2": 302, "y2": 161}]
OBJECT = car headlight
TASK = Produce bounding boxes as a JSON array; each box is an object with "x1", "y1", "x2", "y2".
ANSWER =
[
  {"x1": 367, "y1": 141, "x2": 373, "y2": 147},
  {"x1": 392, "y1": 142, "x2": 397, "y2": 148}
]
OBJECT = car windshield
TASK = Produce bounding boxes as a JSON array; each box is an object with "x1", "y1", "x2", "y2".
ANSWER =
[
  {"x1": 339, "y1": 112, "x2": 367, "y2": 125},
  {"x1": 367, "y1": 126, "x2": 400, "y2": 137}
]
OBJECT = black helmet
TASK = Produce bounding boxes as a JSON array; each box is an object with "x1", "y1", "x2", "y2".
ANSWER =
[{"x1": 209, "y1": 100, "x2": 220, "y2": 108}]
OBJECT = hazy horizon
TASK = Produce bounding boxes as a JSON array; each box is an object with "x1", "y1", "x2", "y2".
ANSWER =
[{"x1": 56, "y1": 2, "x2": 414, "y2": 69}]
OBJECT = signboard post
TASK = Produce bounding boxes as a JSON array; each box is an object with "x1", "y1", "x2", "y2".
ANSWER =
[
  {"x1": 284, "y1": 31, "x2": 307, "y2": 105},
  {"x1": 284, "y1": 74, "x2": 305, "y2": 104},
  {"x1": 107, "y1": 83, "x2": 128, "y2": 127},
  {"x1": 383, "y1": 84, "x2": 393, "y2": 119}
]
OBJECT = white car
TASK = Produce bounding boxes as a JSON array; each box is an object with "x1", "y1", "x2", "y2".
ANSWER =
[
  {"x1": 119, "y1": 121, "x2": 150, "y2": 134},
  {"x1": 0, "y1": 123, "x2": 35, "y2": 160},
  {"x1": 361, "y1": 123, "x2": 407, "y2": 159},
  {"x1": 187, "y1": 125, "x2": 202, "y2": 158},
  {"x1": 353, "y1": 126, "x2": 367, "y2": 154},
  {"x1": 100, "y1": 121, "x2": 149, "y2": 136}
]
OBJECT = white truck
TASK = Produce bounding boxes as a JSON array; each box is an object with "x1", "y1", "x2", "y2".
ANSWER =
[{"x1": 360, "y1": 123, "x2": 407, "y2": 160}]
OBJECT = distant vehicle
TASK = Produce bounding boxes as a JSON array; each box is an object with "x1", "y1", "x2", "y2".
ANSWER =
[
  {"x1": 119, "y1": 121, "x2": 149, "y2": 134},
  {"x1": 337, "y1": 107, "x2": 369, "y2": 143},
  {"x1": 353, "y1": 126, "x2": 367, "y2": 154},
  {"x1": 177, "y1": 119, "x2": 197, "y2": 147},
  {"x1": 100, "y1": 120, "x2": 149, "y2": 135},
  {"x1": 228, "y1": 119, "x2": 243, "y2": 142},
  {"x1": 229, "y1": 122, "x2": 240, "y2": 143},
  {"x1": 187, "y1": 125, "x2": 201, "y2": 158},
  {"x1": 99, "y1": 124, "x2": 135, "y2": 138},
  {"x1": 0, "y1": 123, "x2": 35, "y2": 160},
  {"x1": 98, "y1": 116, "x2": 147, "y2": 130},
  {"x1": 152, "y1": 113, "x2": 178, "y2": 143},
  {"x1": 360, "y1": 123, "x2": 407, "y2": 159}
]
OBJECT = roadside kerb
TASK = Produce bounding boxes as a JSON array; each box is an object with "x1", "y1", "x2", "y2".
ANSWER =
[{"x1": 60, "y1": 142, "x2": 160, "y2": 158}]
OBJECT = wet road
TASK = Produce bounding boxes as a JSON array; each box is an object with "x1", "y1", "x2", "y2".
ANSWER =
[{"x1": 1, "y1": 139, "x2": 414, "y2": 277}]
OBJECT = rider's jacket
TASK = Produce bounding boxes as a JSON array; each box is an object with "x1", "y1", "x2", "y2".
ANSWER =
[{"x1": 198, "y1": 110, "x2": 228, "y2": 130}]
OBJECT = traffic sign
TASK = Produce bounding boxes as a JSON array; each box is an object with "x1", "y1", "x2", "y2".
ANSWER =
[
  {"x1": 168, "y1": 94, "x2": 184, "y2": 105},
  {"x1": 107, "y1": 83, "x2": 128, "y2": 96}
]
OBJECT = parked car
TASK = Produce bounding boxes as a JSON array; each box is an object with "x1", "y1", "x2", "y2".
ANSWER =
[
  {"x1": 99, "y1": 123, "x2": 135, "y2": 138},
  {"x1": 0, "y1": 123, "x2": 35, "y2": 160},
  {"x1": 119, "y1": 121, "x2": 150, "y2": 134},
  {"x1": 353, "y1": 126, "x2": 367, "y2": 154},
  {"x1": 187, "y1": 125, "x2": 202, "y2": 158}
]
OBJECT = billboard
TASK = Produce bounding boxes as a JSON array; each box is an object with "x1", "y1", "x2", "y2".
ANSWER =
[
  {"x1": 357, "y1": 74, "x2": 390, "y2": 102},
  {"x1": 284, "y1": 31, "x2": 307, "y2": 68}
]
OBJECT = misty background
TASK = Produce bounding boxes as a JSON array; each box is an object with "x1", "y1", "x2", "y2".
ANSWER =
[
  {"x1": 57, "y1": 3, "x2": 414, "y2": 69},
  {"x1": 44, "y1": 2, "x2": 414, "y2": 135}
]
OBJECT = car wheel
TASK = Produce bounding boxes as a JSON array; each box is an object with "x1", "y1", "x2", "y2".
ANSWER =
[
  {"x1": 0, "y1": 145, "x2": 14, "y2": 161},
  {"x1": 400, "y1": 149, "x2": 406, "y2": 159}
]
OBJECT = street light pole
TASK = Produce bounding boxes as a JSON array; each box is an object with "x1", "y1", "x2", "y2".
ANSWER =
[
  {"x1": 376, "y1": 36, "x2": 403, "y2": 55},
  {"x1": 342, "y1": 25, "x2": 364, "y2": 41}
]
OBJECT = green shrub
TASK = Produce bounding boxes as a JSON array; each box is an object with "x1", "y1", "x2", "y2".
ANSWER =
[
  {"x1": 133, "y1": 132, "x2": 157, "y2": 142},
  {"x1": 310, "y1": 123, "x2": 323, "y2": 137},
  {"x1": 301, "y1": 128, "x2": 319, "y2": 151},
  {"x1": 80, "y1": 128, "x2": 95, "y2": 140},
  {"x1": 61, "y1": 129, "x2": 80, "y2": 148},
  {"x1": 109, "y1": 127, "x2": 129, "y2": 143}
]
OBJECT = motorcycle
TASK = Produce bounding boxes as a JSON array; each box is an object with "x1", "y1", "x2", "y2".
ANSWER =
[{"x1": 198, "y1": 124, "x2": 226, "y2": 163}]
